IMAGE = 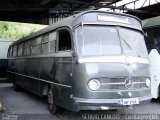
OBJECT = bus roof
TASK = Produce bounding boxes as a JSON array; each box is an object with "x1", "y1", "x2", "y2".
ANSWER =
[{"x1": 11, "y1": 10, "x2": 141, "y2": 46}]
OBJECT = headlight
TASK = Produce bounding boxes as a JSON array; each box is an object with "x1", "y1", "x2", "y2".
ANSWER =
[
  {"x1": 88, "y1": 79, "x2": 100, "y2": 91},
  {"x1": 146, "y1": 78, "x2": 151, "y2": 88}
]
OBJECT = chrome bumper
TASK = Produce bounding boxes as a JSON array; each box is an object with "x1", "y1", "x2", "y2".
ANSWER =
[{"x1": 72, "y1": 95, "x2": 152, "y2": 111}]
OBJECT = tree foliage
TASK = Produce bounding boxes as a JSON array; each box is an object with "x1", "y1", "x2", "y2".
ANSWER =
[{"x1": 0, "y1": 21, "x2": 47, "y2": 40}]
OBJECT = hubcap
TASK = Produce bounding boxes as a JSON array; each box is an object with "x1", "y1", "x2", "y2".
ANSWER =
[{"x1": 48, "y1": 87, "x2": 54, "y2": 110}]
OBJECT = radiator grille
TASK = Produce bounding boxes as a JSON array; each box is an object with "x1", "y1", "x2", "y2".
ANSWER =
[{"x1": 98, "y1": 77, "x2": 146, "y2": 91}]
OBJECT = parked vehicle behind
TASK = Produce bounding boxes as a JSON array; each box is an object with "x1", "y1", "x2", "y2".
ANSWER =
[{"x1": 143, "y1": 16, "x2": 160, "y2": 99}]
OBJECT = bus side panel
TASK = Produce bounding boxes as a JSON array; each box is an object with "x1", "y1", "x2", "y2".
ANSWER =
[
  {"x1": 39, "y1": 57, "x2": 54, "y2": 81},
  {"x1": 15, "y1": 59, "x2": 25, "y2": 88},
  {"x1": 149, "y1": 49, "x2": 160, "y2": 98},
  {"x1": 8, "y1": 59, "x2": 15, "y2": 81},
  {"x1": 15, "y1": 58, "x2": 40, "y2": 96},
  {"x1": 39, "y1": 57, "x2": 54, "y2": 96},
  {"x1": 20, "y1": 58, "x2": 30, "y2": 89},
  {"x1": 9, "y1": 59, "x2": 17, "y2": 72},
  {"x1": 54, "y1": 56, "x2": 72, "y2": 109},
  {"x1": 27, "y1": 58, "x2": 40, "y2": 95}
]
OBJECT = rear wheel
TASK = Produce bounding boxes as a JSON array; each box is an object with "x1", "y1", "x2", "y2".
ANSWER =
[{"x1": 48, "y1": 85, "x2": 62, "y2": 114}]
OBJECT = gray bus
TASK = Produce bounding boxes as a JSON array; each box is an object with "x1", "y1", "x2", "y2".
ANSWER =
[{"x1": 8, "y1": 10, "x2": 151, "y2": 114}]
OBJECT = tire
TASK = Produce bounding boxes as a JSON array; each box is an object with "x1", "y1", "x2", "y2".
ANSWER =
[{"x1": 48, "y1": 85, "x2": 62, "y2": 115}]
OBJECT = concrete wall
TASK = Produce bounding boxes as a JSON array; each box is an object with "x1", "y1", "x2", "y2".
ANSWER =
[{"x1": 0, "y1": 38, "x2": 15, "y2": 59}]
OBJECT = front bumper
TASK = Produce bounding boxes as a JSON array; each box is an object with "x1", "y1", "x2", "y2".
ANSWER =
[{"x1": 72, "y1": 95, "x2": 152, "y2": 112}]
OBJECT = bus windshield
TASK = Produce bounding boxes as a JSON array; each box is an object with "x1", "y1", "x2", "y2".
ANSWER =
[
  {"x1": 75, "y1": 26, "x2": 121, "y2": 56},
  {"x1": 75, "y1": 25, "x2": 148, "y2": 58},
  {"x1": 119, "y1": 27, "x2": 148, "y2": 58}
]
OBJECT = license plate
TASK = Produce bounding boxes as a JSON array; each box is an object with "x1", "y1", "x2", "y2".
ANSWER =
[{"x1": 121, "y1": 98, "x2": 139, "y2": 105}]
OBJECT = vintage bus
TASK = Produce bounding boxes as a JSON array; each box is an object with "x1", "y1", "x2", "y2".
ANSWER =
[
  {"x1": 0, "y1": 39, "x2": 14, "y2": 78},
  {"x1": 8, "y1": 10, "x2": 151, "y2": 114},
  {"x1": 143, "y1": 16, "x2": 160, "y2": 99}
]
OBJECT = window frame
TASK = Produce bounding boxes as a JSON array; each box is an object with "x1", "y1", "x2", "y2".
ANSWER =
[
  {"x1": 49, "y1": 31, "x2": 57, "y2": 53},
  {"x1": 8, "y1": 46, "x2": 12, "y2": 57},
  {"x1": 57, "y1": 27, "x2": 73, "y2": 52},
  {"x1": 41, "y1": 34, "x2": 50, "y2": 54},
  {"x1": 30, "y1": 37, "x2": 41, "y2": 55},
  {"x1": 13, "y1": 45, "x2": 17, "y2": 57},
  {"x1": 17, "y1": 43, "x2": 24, "y2": 56},
  {"x1": 11, "y1": 46, "x2": 13, "y2": 57},
  {"x1": 24, "y1": 41, "x2": 31, "y2": 56}
]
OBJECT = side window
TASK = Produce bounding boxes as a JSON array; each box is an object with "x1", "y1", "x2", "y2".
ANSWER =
[
  {"x1": 11, "y1": 47, "x2": 13, "y2": 57},
  {"x1": 42, "y1": 35, "x2": 49, "y2": 54},
  {"x1": 24, "y1": 41, "x2": 31, "y2": 55},
  {"x1": 18, "y1": 43, "x2": 23, "y2": 56},
  {"x1": 31, "y1": 37, "x2": 41, "y2": 55},
  {"x1": 8, "y1": 47, "x2": 12, "y2": 57},
  {"x1": 58, "y1": 30, "x2": 71, "y2": 51},
  {"x1": 49, "y1": 32, "x2": 56, "y2": 52},
  {"x1": 8, "y1": 47, "x2": 11, "y2": 57},
  {"x1": 13, "y1": 45, "x2": 17, "y2": 57}
]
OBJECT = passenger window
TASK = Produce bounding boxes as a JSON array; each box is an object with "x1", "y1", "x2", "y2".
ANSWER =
[
  {"x1": 13, "y1": 45, "x2": 17, "y2": 57},
  {"x1": 58, "y1": 30, "x2": 71, "y2": 51},
  {"x1": 24, "y1": 41, "x2": 31, "y2": 55},
  {"x1": 18, "y1": 43, "x2": 23, "y2": 56},
  {"x1": 49, "y1": 32, "x2": 56, "y2": 52},
  {"x1": 42, "y1": 35, "x2": 49, "y2": 54},
  {"x1": 8, "y1": 47, "x2": 11, "y2": 57},
  {"x1": 7, "y1": 48, "x2": 9, "y2": 57},
  {"x1": 31, "y1": 37, "x2": 41, "y2": 55},
  {"x1": 10, "y1": 47, "x2": 13, "y2": 57}
]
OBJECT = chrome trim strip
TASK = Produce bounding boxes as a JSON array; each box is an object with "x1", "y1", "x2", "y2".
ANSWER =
[
  {"x1": 101, "y1": 82, "x2": 124, "y2": 85},
  {"x1": 92, "y1": 88, "x2": 149, "y2": 92},
  {"x1": 78, "y1": 56, "x2": 149, "y2": 64},
  {"x1": 7, "y1": 71, "x2": 71, "y2": 88},
  {"x1": 8, "y1": 52, "x2": 72, "y2": 60},
  {"x1": 57, "y1": 61, "x2": 72, "y2": 64},
  {"x1": 74, "y1": 95, "x2": 152, "y2": 103},
  {"x1": 134, "y1": 82, "x2": 146, "y2": 84},
  {"x1": 77, "y1": 22, "x2": 142, "y2": 31},
  {"x1": 101, "y1": 82, "x2": 146, "y2": 85}
]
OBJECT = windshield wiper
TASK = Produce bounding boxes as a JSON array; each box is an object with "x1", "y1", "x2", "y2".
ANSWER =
[
  {"x1": 117, "y1": 27, "x2": 140, "y2": 57},
  {"x1": 120, "y1": 35, "x2": 140, "y2": 57}
]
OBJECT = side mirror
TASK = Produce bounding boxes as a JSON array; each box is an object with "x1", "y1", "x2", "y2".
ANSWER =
[
  {"x1": 72, "y1": 52, "x2": 78, "y2": 63},
  {"x1": 144, "y1": 32, "x2": 148, "y2": 37},
  {"x1": 72, "y1": 51, "x2": 77, "y2": 57}
]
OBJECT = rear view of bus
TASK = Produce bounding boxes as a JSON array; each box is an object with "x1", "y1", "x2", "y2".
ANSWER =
[{"x1": 71, "y1": 11, "x2": 151, "y2": 111}]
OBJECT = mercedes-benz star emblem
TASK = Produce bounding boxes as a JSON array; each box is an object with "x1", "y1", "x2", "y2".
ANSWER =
[{"x1": 124, "y1": 77, "x2": 133, "y2": 89}]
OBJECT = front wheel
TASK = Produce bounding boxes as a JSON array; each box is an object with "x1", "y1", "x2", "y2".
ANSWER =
[{"x1": 48, "y1": 85, "x2": 62, "y2": 114}]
